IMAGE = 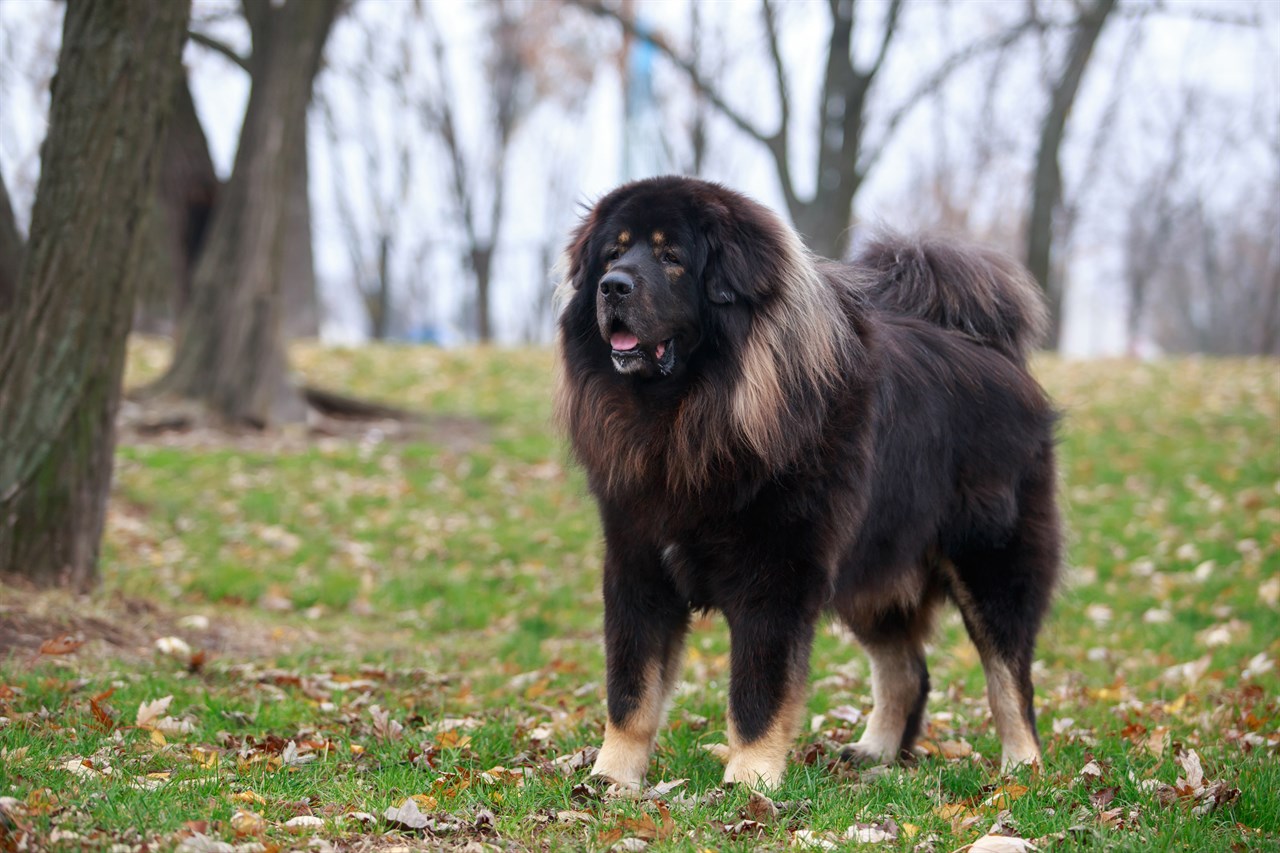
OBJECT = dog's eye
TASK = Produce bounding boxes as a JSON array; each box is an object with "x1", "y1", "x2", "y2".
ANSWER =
[
  {"x1": 662, "y1": 250, "x2": 680, "y2": 265},
  {"x1": 605, "y1": 246, "x2": 622, "y2": 262}
]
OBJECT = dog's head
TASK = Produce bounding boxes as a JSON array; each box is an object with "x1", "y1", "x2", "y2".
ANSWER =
[{"x1": 561, "y1": 177, "x2": 792, "y2": 381}]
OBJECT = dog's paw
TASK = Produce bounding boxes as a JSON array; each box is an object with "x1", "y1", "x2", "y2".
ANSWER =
[
  {"x1": 723, "y1": 755, "x2": 785, "y2": 789},
  {"x1": 838, "y1": 743, "x2": 893, "y2": 768},
  {"x1": 587, "y1": 771, "x2": 644, "y2": 798}
]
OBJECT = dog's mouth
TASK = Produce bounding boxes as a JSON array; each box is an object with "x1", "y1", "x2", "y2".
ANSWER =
[{"x1": 609, "y1": 325, "x2": 675, "y2": 376}]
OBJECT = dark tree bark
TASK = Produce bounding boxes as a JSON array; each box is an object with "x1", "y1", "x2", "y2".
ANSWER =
[
  {"x1": 154, "y1": 0, "x2": 338, "y2": 425},
  {"x1": 136, "y1": 76, "x2": 221, "y2": 333},
  {"x1": 0, "y1": 166, "x2": 22, "y2": 312},
  {"x1": 0, "y1": 0, "x2": 188, "y2": 590},
  {"x1": 1025, "y1": 0, "x2": 1116, "y2": 349}
]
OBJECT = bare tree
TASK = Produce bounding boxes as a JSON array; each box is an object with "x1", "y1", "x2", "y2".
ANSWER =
[
  {"x1": 151, "y1": 0, "x2": 340, "y2": 426},
  {"x1": 1121, "y1": 90, "x2": 1193, "y2": 353},
  {"x1": 317, "y1": 6, "x2": 423, "y2": 342},
  {"x1": 572, "y1": 0, "x2": 1037, "y2": 259},
  {"x1": 1146, "y1": 195, "x2": 1280, "y2": 355},
  {"x1": 0, "y1": 0, "x2": 187, "y2": 589},
  {"x1": 422, "y1": 0, "x2": 594, "y2": 342},
  {"x1": 1025, "y1": 0, "x2": 1117, "y2": 348},
  {"x1": 422, "y1": 1, "x2": 524, "y2": 343}
]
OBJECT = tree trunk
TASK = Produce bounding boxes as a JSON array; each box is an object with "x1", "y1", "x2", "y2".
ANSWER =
[
  {"x1": 0, "y1": 0, "x2": 187, "y2": 590},
  {"x1": 0, "y1": 166, "x2": 22, "y2": 313},
  {"x1": 1026, "y1": 0, "x2": 1116, "y2": 349},
  {"x1": 281, "y1": 120, "x2": 319, "y2": 338},
  {"x1": 136, "y1": 75, "x2": 220, "y2": 334},
  {"x1": 155, "y1": 0, "x2": 338, "y2": 425},
  {"x1": 472, "y1": 244, "x2": 494, "y2": 343}
]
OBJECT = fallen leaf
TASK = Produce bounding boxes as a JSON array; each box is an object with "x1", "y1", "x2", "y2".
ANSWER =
[
  {"x1": 89, "y1": 688, "x2": 116, "y2": 732},
  {"x1": 721, "y1": 819, "x2": 766, "y2": 839},
  {"x1": 790, "y1": 828, "x2": 838, "y2": 849},
  {"x1": 155, "y1": 636, "x2": 192, "y2": 658},
  {"x1": 136, "y1": 696, "x2": 174, "y2": 728},
  {"x1": 845, "y1": 819, "x2": 899, "y2": 843},
  {"x1": 744, "y1": 790, "x2": 779, "y2": 824},
  {"x1": 983, "y1": 784, "x2": 1030, "y2": 810},
  {"x1": 230, "y1": 809, "x2": 267, "y2": 837},
  {"x1": 968, "y1": 834, "x2": 1036, "y2": 852},
  {"x1": 38, "y1": 635, "x2": 84, "y2": 656},
  {"x1": 284, "y1": 815, "x2": 324, "y2": 833},
  {"x1": 435, "y1": 729, "x2": 471, "y2": 749},
  {"x1": 1090, "y1": 786, "x2": 1118, "y2": 809},
  {"x1": 643, "y1": 778, "x2": 688, "y2": 800},
  {"x1": 384, "y1": 797, "x2": 430, "y2": 830}
]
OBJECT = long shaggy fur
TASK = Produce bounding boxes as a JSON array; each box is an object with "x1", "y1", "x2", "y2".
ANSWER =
[
  {"x1": 556, "y1": 176, "x2": 1061, "y2": 789},
  {"x1": 856, "y1": 234, "x2": 1049, "y2": 361}
]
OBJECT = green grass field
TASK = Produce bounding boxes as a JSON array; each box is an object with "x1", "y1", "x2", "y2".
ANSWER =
[{"x1": 1, "y1": 341, "x2": 1277, "y2": 851}]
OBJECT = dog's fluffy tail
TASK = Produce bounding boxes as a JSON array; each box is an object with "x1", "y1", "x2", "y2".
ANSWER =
[{"x1": 857, "y1": 235, "x2": 1048, "y2": 362}]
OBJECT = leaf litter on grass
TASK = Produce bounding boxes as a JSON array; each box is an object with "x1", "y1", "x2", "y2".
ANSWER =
[{"x1": 2, "y1": 350, "x2": 1277, "y2": 851}]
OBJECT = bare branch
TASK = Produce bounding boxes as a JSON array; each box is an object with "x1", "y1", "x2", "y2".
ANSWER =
[
  {"x1": 760, "y1": 0, "x2": 789, "y2": 134},
  {"x1": 1128, "y1": 1, "x2": 1261, "y2": 28},
  {"x1": 859, "y1": 15, "x2": 1042, "y2": 176},
  {"x1": 865, "y1": 0, "x2": 904, "y2": 82},
  {"x1": 419, "y1": 6, "x2": 478, "y2": 250},
  {"x1": 563, "y1": 0, "x2": 773, "y2": 147},
  {"x1": 187, "y1": 30, "x2": 250, "y2": 73}
]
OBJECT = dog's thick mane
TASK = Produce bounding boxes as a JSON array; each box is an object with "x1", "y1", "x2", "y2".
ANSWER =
[{"x1": 554, "y1": 183, "x2": 859, "y2": 496}]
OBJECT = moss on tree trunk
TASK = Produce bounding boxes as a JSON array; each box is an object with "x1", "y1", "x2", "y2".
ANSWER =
[{"x1": 0, "y1": 0, "x2": 188, "y2": 590}]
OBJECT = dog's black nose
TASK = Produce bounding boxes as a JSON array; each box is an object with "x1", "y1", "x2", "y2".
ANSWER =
[{"x1": 599, "y1": 270, "x2": 635, "y2": 298}]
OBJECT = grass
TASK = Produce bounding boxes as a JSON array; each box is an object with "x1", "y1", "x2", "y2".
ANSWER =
[{"x1": 1, "y1": 340, "x2": 1277, "y2": 851}]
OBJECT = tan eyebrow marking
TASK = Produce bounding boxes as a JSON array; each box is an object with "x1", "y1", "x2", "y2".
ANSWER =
[
  {"x1": 618, "y1": 230, "x2": 631, "y2": 244},
  {"x1": 651, "y1": 230, "x2": 665, "y2": 246}
]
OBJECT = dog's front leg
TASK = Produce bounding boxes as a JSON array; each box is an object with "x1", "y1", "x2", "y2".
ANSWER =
[
  {"x1": 591, "y1": 532, "x2": 690, "y2": 790},
  {"x1": 722, "y1": 596, "x2": 819, "y2": 789}
]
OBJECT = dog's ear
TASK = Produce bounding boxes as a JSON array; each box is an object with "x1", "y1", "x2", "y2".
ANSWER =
[
  {"x1": 700, "y1": 196, "x2": 788, "y2": 306},
  {"x1": 562, "y1": 206, "x2": 600, "y2": 292}
]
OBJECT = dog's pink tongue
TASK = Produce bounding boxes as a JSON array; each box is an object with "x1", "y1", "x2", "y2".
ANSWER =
[{"x1": 611, "y1": 331, "x2": 639, "y2": 351}]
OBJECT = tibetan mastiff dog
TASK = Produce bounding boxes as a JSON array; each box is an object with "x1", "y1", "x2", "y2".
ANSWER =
[{"x1": 555, "y1": 176, "x2": 1059, "y2": 789}]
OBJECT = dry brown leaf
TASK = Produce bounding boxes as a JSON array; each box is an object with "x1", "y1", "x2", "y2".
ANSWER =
[
  {"x1": 38, "y1": 635, "x2": 84, "y2": 656},
  {"x1": 229, "y1": 809, "x2": 267, "y2": 837},
  {"x1": 744, "y1": 790, "x2": 779, "y2": 824},
  {"x1": 983, "y1": 783, "x2": 1030, "y2": 810}
]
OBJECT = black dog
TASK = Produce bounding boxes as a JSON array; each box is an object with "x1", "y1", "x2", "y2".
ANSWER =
[{"x1": 555, "y1": 176, "x2": 1060, "y2": 788}]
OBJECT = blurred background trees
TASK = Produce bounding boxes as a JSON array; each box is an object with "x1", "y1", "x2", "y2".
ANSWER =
[{"x1": 0, "y1": 0, "x2": 1274, "y2": 379}]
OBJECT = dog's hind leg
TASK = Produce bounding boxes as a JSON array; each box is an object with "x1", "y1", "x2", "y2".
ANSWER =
[
  {"x1": 592, "y1": 539, "x2": 690, "y2": 790},
  {"x1": 839, "y1": 598, "x2": 938, "y2": 766},
  {"x1": 945, "y1": 467, "x2": 1059, "y2": 770},
  {"x1": 944, "y1": 560, "x2": 1043, "y2": 770}
]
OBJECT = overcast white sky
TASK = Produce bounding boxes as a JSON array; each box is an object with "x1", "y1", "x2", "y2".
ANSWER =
[{"x1": 1, "y1": 0, "x2": 1275, "y2": 353}]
